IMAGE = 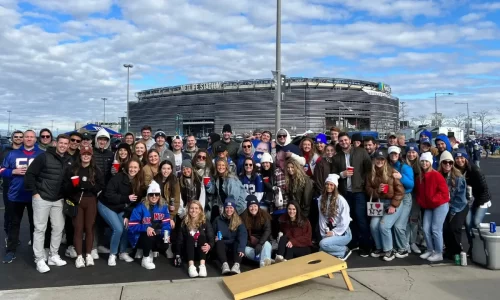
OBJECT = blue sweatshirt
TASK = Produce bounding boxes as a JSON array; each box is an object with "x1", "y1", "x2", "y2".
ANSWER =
[
  {"x1": 392, "y1": 161, "x2": 414, "y2": 194},
  {"x1": 0, "y1": 145, "x2": 43, "y2": 202}
]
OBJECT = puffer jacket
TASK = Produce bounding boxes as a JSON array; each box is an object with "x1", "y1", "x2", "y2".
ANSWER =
[
  {"x1": 212, "y1": 215, "x2": 247, "y2": 253},
  {"x1": 365, "y1": 169, "x2": 405, "y2": 208},
  {"x1": 93, "y1": 129, "x2": 114, "y2": 184},
  {"x1": 459, "y1": 163, "x2": 491, "y2": 207}
]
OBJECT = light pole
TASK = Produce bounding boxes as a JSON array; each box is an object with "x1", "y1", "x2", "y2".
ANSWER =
[
  {"x1": 123, "y1": 64, "x2": 133, "y2": 133},
  {"x1": 434, "y1": 92, "x2": 453, "y2": 126},
  {"x1": 101, "y1": 97, "x2": 107, "y2": 124},
  {"x1": 50, "y1": 120, "x2": 54, "y2": 132},
  {"x1": 274, "y1": 0, "x2": 282, "y2": 134},
  {"x1": 455, "y1": 102, "x2": 469, "y2": 138},
  {"x1": 7, "y1": 110, "x2": 11, "y2": 136}
]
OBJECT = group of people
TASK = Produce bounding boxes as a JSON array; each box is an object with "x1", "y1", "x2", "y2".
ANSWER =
[{"x1": 0, "y1": 124, "x2": 492, "y2": 277}]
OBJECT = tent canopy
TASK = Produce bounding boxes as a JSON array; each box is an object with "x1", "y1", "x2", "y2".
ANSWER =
[{"x1": 66, "y1": 124, "x2": 119, "y2": 135}]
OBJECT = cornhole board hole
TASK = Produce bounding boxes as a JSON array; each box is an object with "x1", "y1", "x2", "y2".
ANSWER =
[{"x1": 223, "y1": 251, "x2": 354, "y2": 300}]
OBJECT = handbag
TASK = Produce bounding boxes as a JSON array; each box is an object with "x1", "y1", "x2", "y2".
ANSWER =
[
  {"x1": 274, "y1": 187, "x2": 283, "y2": 208},
  {"x1": 63, "y1": 191, "x2": 83, "y2": 218},
  {"x1": 366, "y1": 192, "x2": 384, "y2": 217}
]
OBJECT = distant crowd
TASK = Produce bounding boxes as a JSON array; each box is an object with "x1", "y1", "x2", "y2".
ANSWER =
[{"x1": 0, "y1": 125, "x2": 492, "y2": 277}]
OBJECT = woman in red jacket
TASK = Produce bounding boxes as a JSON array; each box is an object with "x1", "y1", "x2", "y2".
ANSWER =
[
  {"x1": 275, "y1": 201, "x2": 312, "y2": 262},
  {"x1": 414, "y1": 152, "x2": 450, "y2": 262}
]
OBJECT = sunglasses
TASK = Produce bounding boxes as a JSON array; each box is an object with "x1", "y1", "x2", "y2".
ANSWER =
[
  {"x1": 41, "y1": 135, "x2": 51, "y2": 139},
  {"x1": 442, "y1": 161, "x2": 453, "y2": 166},
  {"x1": 197, "y1": 155, "x2": 207, "y2": 160},
  {"x1": 149, "y1": 193, "x2": 160, "y2": 197},
  {"x1": 71, "y1": 138, "x2": 82, "y2": 143},
  {"x1": 245, "y1": 163, "x2": 253, "y2": 167},
  {"x1": 277, "y1": 135, "x2": 286, "y2": 138},
  {"x1": 13, "y1": 136, "x2": 23, "y2": 139},
  {"x1": 243, "y1": 145, "x2": 251, "y2": 148}
]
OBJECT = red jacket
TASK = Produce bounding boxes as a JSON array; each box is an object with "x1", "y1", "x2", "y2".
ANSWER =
[
  {"x1": 415, "y1": 170, "x2": 450, "y2": 209},
  {"x1": 279, "y1": 214, "x2": 312, "y2": 247}
]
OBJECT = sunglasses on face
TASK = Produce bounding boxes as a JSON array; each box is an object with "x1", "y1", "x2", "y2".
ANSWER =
[
  {"x1": 41, "y1": 135, "x2": 51, "y2": 139},
  {"x1": 149, "y1": 193, "x2": 160, "y2": 197},
  {"x1": 197, "y1": 155, "x2": 207, "y2": 160},
  {"x1": 245, "y1": 163, "x2": 253, "y2": 167},
  {"x1": 442, "y1": 161, "x2": 453, "y2": 166},
  {"x1": 13, "y1": 136, "x2": 23, "y2": 139},
  {"x1": 277, "y1": 135, "x2": 286, "y2": 138},
  {"x1": 243, "y1": 145, "x2": 251, "y2": 148},
  {"x1": 71, "y1": 138, "x2": 81, "y2": 143}
]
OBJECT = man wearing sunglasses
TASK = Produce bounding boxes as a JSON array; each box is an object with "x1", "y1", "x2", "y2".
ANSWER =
[
  {"x1": 274, "y1": 128, "x2": 305, "y2": 171},
  {"x1": 212, "y1": 124, "x2": 239, "y2": 162},
  {"x1": 37, "y1": 128, "x2": 54, "y2": 152},
  {"x1": 67, "y1": 132, "x2": 83, "y2": 159},
  {"x1": 236, "y1": 139, "x2": 255, "y2": 175}
]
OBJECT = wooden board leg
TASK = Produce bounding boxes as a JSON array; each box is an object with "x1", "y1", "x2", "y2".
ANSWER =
[
  {"x1": 340, "y1": 270, "x2": 354, "y2": 291},
  {"x1": 327, "y1": 273, "x2": 334, "y2": 279}
]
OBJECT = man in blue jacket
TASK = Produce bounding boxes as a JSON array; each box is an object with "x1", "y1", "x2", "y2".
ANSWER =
[
  {"x1": 433, "y1": 134, "x2": 452, "y2": 169},
  {"x1": 1, "y1": 130, "x2": 42, "y2": 263}
]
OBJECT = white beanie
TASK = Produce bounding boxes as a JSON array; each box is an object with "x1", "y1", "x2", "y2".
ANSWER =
[
  {"x1": 439, "y1": 150, "x2": 453, "y2": 164},
  {"x1": 420, "y1": 152, "x2": 433, "y2": 163},
  {"x1": 260, "y1": 152, "x2": 273, "y2": 164},
  {"x1": 325, "y1": 174, "x2": 340, "y2": 187},
  {"x1": 147, "y1": 180, "x2": 161, "y2": 195},
  {"x1": 388, "y1": 146, "x2": 401, "y2": 154}
]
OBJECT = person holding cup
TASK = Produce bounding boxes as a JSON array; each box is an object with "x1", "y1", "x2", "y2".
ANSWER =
[
  {"x1": 128, "y1": 181, "x2": 171, "y2": 270},
  {"x1": 99, "y1": 158, "x2": 145, "y2": 266},
  {"x1": 365, "y1": 150, "x2": 405, "y2": 261},
  {"x1": 62, "y1": 146, "x2": 105, "y2": 268},
  {"x1": 111, "y1": 143, "x2": 132, "y2": 176}
]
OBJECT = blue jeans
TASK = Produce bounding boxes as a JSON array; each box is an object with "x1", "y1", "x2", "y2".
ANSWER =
[
  {"x1": 97, "y1": 202, "x2": 129, "y2": 255},
  {"x1": 370, "y1": 199, "x2": 404, "y2": 252},
  {"x1": 393, "y1": 193, "x2": 412, "y2": 251},
  {"x1": 345, "y1": 192, "x2": 371, "y2": 250},
  {"x1": 319, "y1": 228, "x2": 352, "y2": 258},
  {"x1": 244, "y1": 241, "x2": 272, "y2": 264},
  {"x1": 465, "y1": 205, "x2": 488, "y2": 244},
  {"x1": 406, "y1": 193, "x2": 422, "y2": 245},
  {"x1": 422, "y1": 203, "x2": 449, "y2": 253}
]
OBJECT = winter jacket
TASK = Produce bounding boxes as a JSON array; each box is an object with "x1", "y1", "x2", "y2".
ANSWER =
[
  {"x1": 158, "y1": 178, "x2": 181, "y2": 218},
  {"x1": 179, "y1": 175, "x2": 207, "y2": 214},
  {"x1": 415, "y1": 170, "x2": 450, "y2": 209},
  {"x1": 313, "y1": 157, "x2": 333, "y2": 197},
  {"x1": 240, "y1": 210, "x2": 272, "y2": 246},
  {"x1": 365, "y1": 171, "x2": 405, "y2": 208},
  {"x1": 206, "y1": 175, "x2": 247, "y2": 214},
  {"x1": 236, "y1": 142, "x2": 256, "y2": 175},
  {"x1": 275, "y1": 129, "x2": 306, "y2": 166},
  {"x1": 212, "y1": 139, "x2": 240, "y2": 162},
  {"x1": 433, "y1": 134, "x2": 452, "y2": 169},
  {"x1": 301, "y1": 151, "x2": 321, "y2": 177},
  {"x1": 261, "y1": 167, "x2": 287, "y2": 213},
  {"x1": 143, "y1": 164, "x2": 159, "y2": 186},
  {"x1": 286, "y1": 177, "x2": 314, "y2": 217},
  {"x1": 278, "y1": 214, "x2": 312, "y2": 247},
  {"x1": 24, "y1": 147, "x2": 73, "y2": 201},
  {"x1": 184, "y1": 146, "x2": 199, "y2": 160},
  {"x1": 102, "y1": 172, "x2": 142, "y2": 217},
  {"x1": 392, "y1": 161, "x2": 414, "y2": 194},
  {"x1": 212, "y1": 215, "x2": 247, "y2": 253},
  {"x1": 176, "y1": 221, "x2": 215, "y2": 255},
  {"x1": 62, "y1": 165, "x2": 105, "y2": 203},
  {"x1": 0, "y1": 145, "x2": 43, "y2": 202},
  {"x1": 150, "y1": 143, "x2": 176, "y2": 170},
  {"x1": 332, "y1": 146, "x2": 372, "y2": 194},
  {"x1": 93, "y1": 129, "x2": 114, "y2": 184},
  {"x1": 459, "y1": 163, "x2": 491, "y2": 207},
  {"x1": 128, "y1": 202, "x2": 171, "y2": 248},
  {"x1": 442, "y1": 173, "x2": 467, "y2": 215}
]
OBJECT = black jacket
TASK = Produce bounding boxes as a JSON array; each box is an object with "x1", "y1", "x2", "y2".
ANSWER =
[
  {"x1": 63, "y1": 165, "x2": 105, "y2": 203},
  {"x1": 93, "y1": 147, "x2": 114, "y2": 184},
  {"x1": 25, "y1": 147, "x2": 73, "y2": 201},
  {"x1": 462, "y1": 163, "x2": 491, "y2": 207},
  {"x1": 176, "y1": 221, "x2": 215, "y2": 255},
  {"x1": 331, "y1": 146, "x2": 372, "y2": 195},
  {"x1": 102, "y1": 172, "x2": 140, "y2": 217},
  {"x1": 0, "y1": 145, "x2": 14, "y2": 190},
  {"x1": 240, "y1": 210, "x2": 272, "y2": 246}
]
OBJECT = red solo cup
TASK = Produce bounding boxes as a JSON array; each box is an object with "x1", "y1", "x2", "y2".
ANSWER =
[
  {"x1": 347, "y1": 166, "x2": 354, "y2": 172},
  {"x1": 263, "y1": 177, "x2": 270, "y2": 183},
  {"x1": 203, "y1": 177, "x2": 210, "y2": 186},
  {"x1": 71, "y1": 176, "x2": 80, "y2": 187},
  {"x1": 113, "y1": 162, "x2": 120, "y2": 172},
  {"x1": 382, "y1": 184, "x2": 389, "y2": 193}
]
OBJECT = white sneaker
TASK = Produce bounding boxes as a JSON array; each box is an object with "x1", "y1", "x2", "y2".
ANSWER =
[
  {"x1": 275, "y1": 255, "x2": 285, "y2": 263},
  {"x1": 65, "y1": 246, "x2": 77, "y2": 258},
  {"x1": 43, "y1": 248, "x2": 49, "y2": 262},
  {"x1": 119, "y1": 252, "x2": 134, "y2": 262},
  {"x1": 420, "y1": 251, "x2": 434, "y2": 260},
  {"x1": 188, "y1": 265, "x2": 199, "y2": 278},
  {"x1": 198, "y1": 264, "x2": 207, "y2": 277},
  {"x1": 36, "y1": 259, "x2": 50, "y2": 273},
  {"x1": 90, "y1": 249, "x2": 99, "y2": 260},
  {"x1": 427, "y1": 252, "x2": 443, "y2": 262},
  {"x1": 86, "y1": 254, "x2": 94, "y2": 266},
  {"x1": 153, "y1": 251, "x2": 159, "y2": 258},
  {"x1": 166, "y1": 247, "x2": 174, "y2": 258},
  {"x1": 108, "y1": 254, "x2": 117, "y2": 266},
  {"x1": 75, "y1": 256, "x2": 85, "y2": 268},
  {"x1": 410, "y1": 243, "x2": 421, "y2": 254},
  {"x1": 97, "y1": 246, "x2": 110, "y2": 254},
  {"x1": 48, "y1": 255, "x2": 67, "y2": 266},
  {"x1": 135, "y1": 249, "x2": 143, "y2": 259},
  {"x1": 141, "y1": 256, "x2": 155, "y2": 270}
]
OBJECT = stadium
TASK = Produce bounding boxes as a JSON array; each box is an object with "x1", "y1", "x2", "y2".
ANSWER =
[{"x1": 129, "y1": 77, "x2": 399, "y2": 137}]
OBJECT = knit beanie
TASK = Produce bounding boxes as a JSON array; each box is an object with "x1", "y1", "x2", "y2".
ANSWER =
[
  {"x1": 420, "y1": 152, "x2": 433, "y2": 163},
  {"x1": 315, "y1": 133, "x2": 327, "y2": 144},
  {"x1": 246, "y1": 195, "x2": 259, "y2": 208},
  {"x1": 181, "y1": 159, "x2": 192, "y2": 169},
  {"x1": 453, "y1": 149, "x2": 469, "y2": 160},
  {"x1": 260, "y1": 152, "x2": 273, "y2": 164}
]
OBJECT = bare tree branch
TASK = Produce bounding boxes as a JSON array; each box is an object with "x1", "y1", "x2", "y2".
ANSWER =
[
  {"x1": 445, "y1": 113, "x2": 467, "y2": 128},
  {"x1": 473, "y1": 110, "x2": 493, "y2": 137}
]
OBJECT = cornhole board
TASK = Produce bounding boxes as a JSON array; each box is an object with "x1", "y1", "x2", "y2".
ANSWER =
[{"x1": 223, "y1": 251, "x2": 354, "y2": 300}]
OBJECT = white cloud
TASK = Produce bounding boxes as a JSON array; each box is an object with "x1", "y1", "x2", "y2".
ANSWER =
[
  {"x1": 25, "y1": 0, "x2": 114, "y2": 16},
  {"x1": 471, "y1": 2, "x2": 500, "y2": 11},
  {"x1": 460, "y1": 13, "x2": 483, "y2": 23}
]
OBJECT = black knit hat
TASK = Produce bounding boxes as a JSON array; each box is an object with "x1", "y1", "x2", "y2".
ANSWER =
[
  {"x1": 351, "y1": 133, "x2": 363, "y2": 143},
  {"x1": 222, "y1": 124, "x2": 232, "y2": 133},
  {"x1": 246, "y1": 195, "x2": 259, "y2": 208}
]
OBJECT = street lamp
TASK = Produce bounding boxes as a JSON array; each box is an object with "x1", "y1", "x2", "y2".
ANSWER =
[
  {"x1": 434, "y1": 92, "x2": 453, "y2": 126},
  {"x1": 6, "y1": 110, "x2": 11, "y2": 136},
  {"x1": 123, "y1": 64, "x2": 133, "y2": 133},
  {"x1": 274, "y1": 0, "x2": 282, "y2": 134},
  {"x1": 338, "y1": 101, "x2": 352, "y2": 129},
  {"x1": 101, "y1": 97, "x2": 107, "y2": 124},
  {"x1": 455, "y1": 102, "x2": 469, "y2": 138}
]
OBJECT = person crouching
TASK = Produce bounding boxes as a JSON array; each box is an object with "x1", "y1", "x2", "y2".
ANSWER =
[{"x1": 128, "y1": 181, "x2": 171, "y2": 270}]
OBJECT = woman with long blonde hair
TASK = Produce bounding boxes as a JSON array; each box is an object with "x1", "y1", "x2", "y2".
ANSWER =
[
  {"x1": 365, "y1": 151, "x2": 405, "y2": 262},
  {"x1": 212, "y1": 198, "x2": 247, "y2": 275},
  {"x1": 175, "y1": 201, "x2": 214, "y2": 278},
  {"x1": 285, "y1": 158, "x2": 313, "y2": 218}
]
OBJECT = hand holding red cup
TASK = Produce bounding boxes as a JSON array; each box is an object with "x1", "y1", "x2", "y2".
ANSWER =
[
  {"x1": 263, "y1": 177, "x2": 270, "y2": 183},
  {"x1": 380, "y1": 183, "x2": 389, "y2": 193},
  {"x1": 113, "y1": 162, "x2": 120, "y2": 172},
  {"x1": 71, "y1": 176, "x2": 80, "y2": 187},
  {"x1": 203, "y1": 177, "x2": 211, "y2": 186}
]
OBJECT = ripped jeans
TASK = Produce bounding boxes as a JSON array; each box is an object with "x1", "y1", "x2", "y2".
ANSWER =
[{"x1": 369, "y1": 199, "x2": 404, "y2": 252}]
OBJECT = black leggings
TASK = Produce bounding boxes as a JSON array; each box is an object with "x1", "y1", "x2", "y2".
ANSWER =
[
  {"x1": 277, "y1": 235, "x2": 311, "y2": 260},
  {"x1": 271, "y1": 213, "x2": 282, "y2": 239},
  {"x1": 215, "y1": 240, "x2": 242, "y2": 264},
  {"x1": 183, "y1": 233, "x2": 208, "y2": 261},
  {"x1": 138, "y1": 232, "x2": 168, "y2": 257},
  {"x1": 444, "y1": 206, "x2": 469, "y2": 256},
  {"x1": 6, "y1": 201, "x2": 34, "y2": 252}
]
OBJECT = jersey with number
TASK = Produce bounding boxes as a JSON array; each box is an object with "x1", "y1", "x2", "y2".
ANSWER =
[
  {"x1": 0, "y1": 145, "x2": 43, "y2": 202},
  {"x1": 240, "y1": 174, "x2": 264, "y2": 196}
]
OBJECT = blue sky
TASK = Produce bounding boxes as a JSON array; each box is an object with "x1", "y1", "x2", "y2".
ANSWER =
[{"x1": 1, "y1": 0, "x2": 500, "y2": 133}]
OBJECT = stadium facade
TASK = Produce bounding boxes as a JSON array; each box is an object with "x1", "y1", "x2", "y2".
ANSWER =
[{"x1": 129, "y1": 77, "x2": 399, "y2": 137}]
